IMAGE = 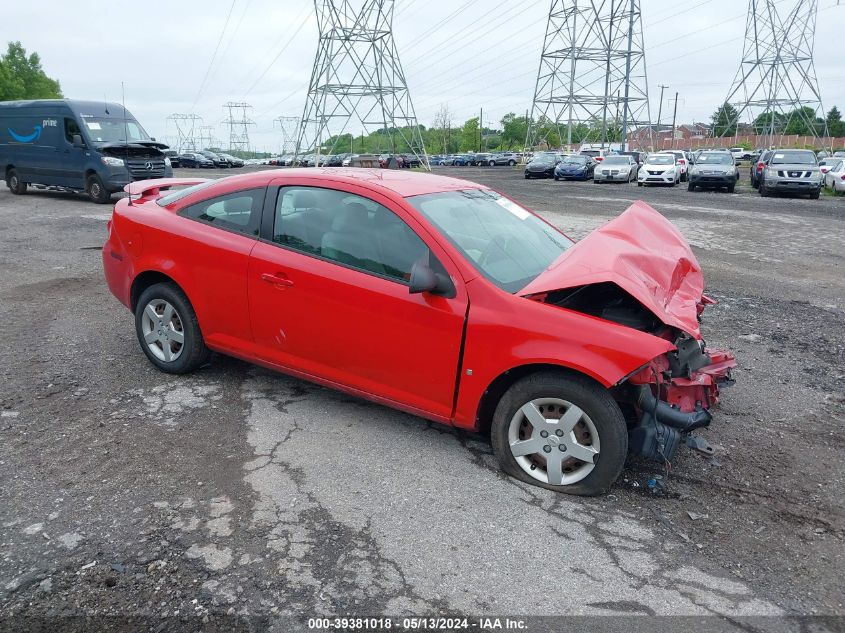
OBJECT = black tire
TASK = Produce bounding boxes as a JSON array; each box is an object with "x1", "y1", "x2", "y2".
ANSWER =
[
  {"x1": 727, "y1": 183, "x2": 736, "y2": 193},
  {"x1": 508, "y1": 160, "x2": 516, "y2": 166},
  {"x1": 759, "y1": 183, "x2": 770, "y2": 197},
  {"x1": 86, "y1": 174, "x2": 111, "y2": 204},
  {"x1": 488, "y1": 161, "x2": 496, "y2": 167},
  {"x1": 810, "y1": 190, "x2": 820, "y2": 200},
  {"x1": 688, "y1": 182, "x2": 695, "y2": 191},
  {"x1": 525, "y1": 174, "x2": 530, "y2": 179},
  {"x1": 637, "y1": 181, "x2": 643, "y2": 187},
  {"x1": 491, "y1": 371, "x2": 628, "y2": 496},
  {"x1": 134, "y1": 282, "x2": 210, "y2": 374},
  {"x1": 553, "y1": 175, "x2": 559, "y2": 181},
  {"x1": 7, "y1": 169, "x2": 27, "y2": 195}
]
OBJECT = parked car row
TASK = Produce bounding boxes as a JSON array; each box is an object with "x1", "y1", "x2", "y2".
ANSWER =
[
  {"x1": 178, "y1": 149, "x2": 245, "y2": 169},
  {"x1": 429, "y1": 152, "x2": 525, "y2": 167}
]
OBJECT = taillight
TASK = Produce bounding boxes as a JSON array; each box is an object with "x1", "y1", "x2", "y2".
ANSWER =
[
  {"x1": 679, "y1": 159, "x2": 686, "y2": 164},
  {"x1": 756, "y1": 162, "x2": 764, "y2": 172},
  {"x1": 841, "y1": 174, "x2": 845, "y2": 180}
]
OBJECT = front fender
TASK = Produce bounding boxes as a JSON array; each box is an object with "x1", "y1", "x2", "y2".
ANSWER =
[{"x1": 452, "y1": 280, "x2": 675, "y2": 428}]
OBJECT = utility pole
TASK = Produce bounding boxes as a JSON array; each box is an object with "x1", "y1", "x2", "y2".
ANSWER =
[
  {"x1": 670, "y1": 91, "x2": 679, "y2": 150},
  {"x1": 479, "y1": 107, "x2": 483, "y2": 152},
  {"x1": 656, "y1": 84, "x2": 668, "y2": 150}
]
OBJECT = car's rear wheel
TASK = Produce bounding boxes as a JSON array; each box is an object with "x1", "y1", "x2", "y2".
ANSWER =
[
  {"x1": 86, "y1": 174, "x2": 111, "y2": 204},
  {"x1": 7, "y1": 169, "x2": 27, "y2": 195},
  {"x1": 491, "y1": 372, "x2": 627, "y2": 496},
  {"x1": 508, "y1": 160, "x2": 516, "y2": 166},
  {"x1": 135, "y1": 283, "x2": 210, "y2": 374}
]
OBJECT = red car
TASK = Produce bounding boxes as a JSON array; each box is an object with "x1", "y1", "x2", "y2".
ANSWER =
[{"x1": 103, "y1": 169, "x2": 735, "y2": 495}]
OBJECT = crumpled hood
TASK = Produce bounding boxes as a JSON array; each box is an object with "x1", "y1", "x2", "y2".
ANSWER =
[{"x1": 519, "y1": 201, "x2": 705, "y2": 338}]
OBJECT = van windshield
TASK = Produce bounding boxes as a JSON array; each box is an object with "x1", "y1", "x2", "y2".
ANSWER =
[{"x1": 81, "y1": 117, "x2": 151, "y2": 145}]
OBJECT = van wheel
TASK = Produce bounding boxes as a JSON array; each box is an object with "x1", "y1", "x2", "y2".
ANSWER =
[
  {"x1": 87, "y1": 174, "x2": 111, "y2": 204},
  {"x1": 491, "y1": 372, "x2": 627, "y2": 496},
  {"x1": 7, "y1": 169, "x2": 27, "y2": 195}
]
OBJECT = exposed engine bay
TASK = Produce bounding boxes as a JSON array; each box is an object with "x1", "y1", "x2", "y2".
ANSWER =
[{"x1": 534, "y1": 281, "x2": 737, "y2": 465}]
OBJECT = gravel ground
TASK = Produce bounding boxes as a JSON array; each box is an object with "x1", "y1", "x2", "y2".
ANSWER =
[{"x1": 0, "y1": 164, "x2": 843, "y2": 632}]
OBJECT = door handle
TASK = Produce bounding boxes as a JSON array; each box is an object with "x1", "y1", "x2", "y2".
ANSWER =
[{"x1": 260, "y1": 272, "x2": 294, "y2": 288}]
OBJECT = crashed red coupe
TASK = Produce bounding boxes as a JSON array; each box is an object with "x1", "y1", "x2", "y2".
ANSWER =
[{"x1": 103, "y1": 169, "x2": 735, "y2": 495}]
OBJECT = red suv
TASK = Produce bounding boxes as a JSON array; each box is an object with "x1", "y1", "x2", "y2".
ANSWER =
[{"x1": 103, "y1": 169, "x2": 735, "y2": 495}]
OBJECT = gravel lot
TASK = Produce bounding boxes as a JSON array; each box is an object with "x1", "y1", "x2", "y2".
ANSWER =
[{"x1": 1, "y1": 164, "x2": 843, "y2": 630}]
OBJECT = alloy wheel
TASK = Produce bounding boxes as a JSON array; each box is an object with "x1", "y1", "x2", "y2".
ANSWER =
[
  {"x1": 140, "y1": 299, "x2": 185, "y2": 362},
  {"x1": 507, "y1": 398, "x2": 600, "y2": 486}
]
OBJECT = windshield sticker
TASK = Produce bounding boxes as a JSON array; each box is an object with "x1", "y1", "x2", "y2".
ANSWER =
[
  {"x1": 495, "y1": 197, "x2": 530, "y2": 220},
  {"x1": 86, "y1": 122, "x2": 102, "y2": 130}
]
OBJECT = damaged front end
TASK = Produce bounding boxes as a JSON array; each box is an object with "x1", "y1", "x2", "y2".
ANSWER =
[
  {"x1": 520, "y1": 201, "x2": 737, "y2": 465},
  {"x1": 614, "y1": 320, "x2": 736, "y2": 463}
]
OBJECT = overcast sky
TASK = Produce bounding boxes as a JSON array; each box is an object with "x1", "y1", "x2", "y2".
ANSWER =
[{"x1": 5, "y1": 0, "x2": 844, "y2": 152}]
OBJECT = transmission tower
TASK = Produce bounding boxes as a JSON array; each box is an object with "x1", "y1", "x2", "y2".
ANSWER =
[
  {"x1": 721, "y1": 0, "x2": 827, "y2": 146},
  {"x1": 274, "y1": 116, "x2": 300, "y2": 154},
  {"x1": 526, "y1": 0, "x2": 652, "y2": 151},
  {"x1": 295, "y1": 0, "x2": 429, "y2": 168},
  {"x1": 222, "y1": 102, "x2": 256, "y2": 153},
  {"x1": 165, "y1": 114, "x2": 202, "y2": 152},
  {"x1": 197, "y1": 125, "x2": 216, "y2": 151}
]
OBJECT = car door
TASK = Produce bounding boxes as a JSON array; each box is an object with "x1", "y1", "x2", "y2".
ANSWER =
[
  {"x1": 247, "y1": 179, "x2": 468, "y2": 421},
  {"x1": 170, "y1": 186, "x2": 265, "y2": 349},
  {"x1": 56, "y1": 117, "x2": 88, "y2": 188}
]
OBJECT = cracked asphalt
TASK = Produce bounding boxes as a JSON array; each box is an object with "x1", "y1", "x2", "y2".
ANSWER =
[{"x1": 0, "y1": 165, "x2": 843, "y2": 631}]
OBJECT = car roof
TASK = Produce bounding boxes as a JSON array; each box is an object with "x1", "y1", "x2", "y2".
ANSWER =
[{"x1": 181, "y1": 168, "x2": 488, "y2": 198}]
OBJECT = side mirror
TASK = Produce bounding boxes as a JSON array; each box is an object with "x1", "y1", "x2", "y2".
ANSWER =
[
  {"x1": 409, "y1": 261, "x2": 454, "y2": 298},
  {"x1": 72, "y1": 134, "x2": 84, "y2": 148}
]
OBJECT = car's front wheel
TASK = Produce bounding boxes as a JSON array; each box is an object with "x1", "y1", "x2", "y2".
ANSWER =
[
  {"x1": 491, "y1": 372, "x2": 627, "y2": 496},
  {"x1": 135, "y1": 282, "x2": 210, "y2": 374}
]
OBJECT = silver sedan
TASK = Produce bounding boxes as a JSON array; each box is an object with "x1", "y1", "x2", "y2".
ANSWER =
[{"x1": 593, "y1": 155, "x2": 638, "y2": 183}]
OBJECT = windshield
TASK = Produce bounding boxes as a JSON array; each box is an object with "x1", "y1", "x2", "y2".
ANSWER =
[
  {"x1": 696, "y1": 153, "x2": 733, "y2": 165},
  {"x1": 601, "y1": 156, "x2": 629, "y2": 165},
  {"x1": 81, "y1": 117, "x2": 150, "y2": 145},
  {"x1": 561, "y1": 156, "x2": 588, "y2": 165},
  {"x1": 770, "y1": 151, "x2": 816, "y2": 165},
  {"x1": 647, "y1": 155, "x2": 674, "y2": 165},
  {"x1": 408, "y1": 189, "x2": 572, "y2": 293},
  {"x1": 531, "y1": 154, "x2": 557, "y2": 164}
]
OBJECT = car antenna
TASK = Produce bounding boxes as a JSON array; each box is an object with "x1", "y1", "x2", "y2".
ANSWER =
[{"x1": 122, "y1": 82, "x2": 132, "y2": 207}]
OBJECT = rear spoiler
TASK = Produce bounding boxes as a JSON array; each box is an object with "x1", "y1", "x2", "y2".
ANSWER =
[{"x1": 124, "y1": 178, "x2": 210, "y2": 199}]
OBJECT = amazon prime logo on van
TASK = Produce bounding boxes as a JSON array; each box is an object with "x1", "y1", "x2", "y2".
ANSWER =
[{"x1": 8, "y1": 119, "x2": 56, "y2": 144}]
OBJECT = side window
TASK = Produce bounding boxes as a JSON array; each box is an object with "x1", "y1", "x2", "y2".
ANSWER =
[
  {"x1": 180, "y1": 188, "x2": 264, "y2": 236},
  {"x1": 272, "y1": 187, "x2": 433, "y2": 282},
  {"x1": 64, "y1": 118, "x2": 81, "y2": 144}
]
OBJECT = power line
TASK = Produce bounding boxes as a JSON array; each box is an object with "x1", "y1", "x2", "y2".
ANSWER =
[{"x1": 192, "y1": 0, "x2": 238, "y2": 110}]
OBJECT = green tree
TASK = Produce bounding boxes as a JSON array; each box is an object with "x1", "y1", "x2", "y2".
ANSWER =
[
  {"x1": 500, "y1": 113, "x2": 529, "y2": 149},
  {"x1": 459, "y1": 117, "x2": 479, "y2": 152},
  {"x1": 783, "y1": 106, "x2": 823, "y2": 136},
  {"x1": 826, "y1": 106, "x2": 844, "y2": 137},
  {"x1": 711, "y1": 102, "x2": 739, "y2": 137},
  {"x1": 0, "y1": 41, "x2": 62, "y2": 100}
]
